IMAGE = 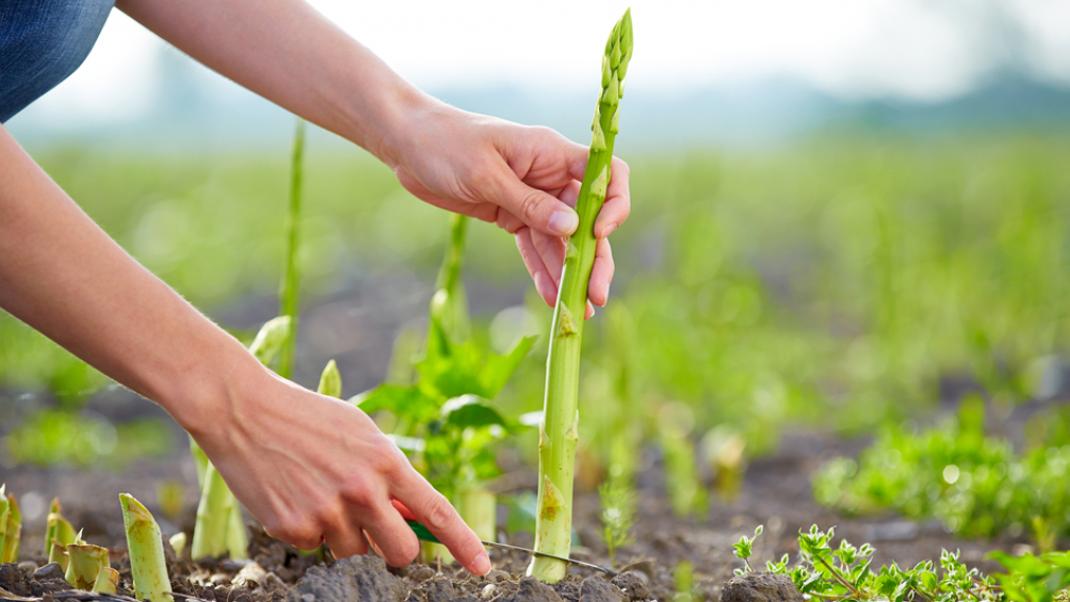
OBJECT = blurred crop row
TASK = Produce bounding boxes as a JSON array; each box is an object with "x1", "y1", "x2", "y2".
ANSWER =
[{"x1": 2, "y1": 132, "x2": 1068, "y2": 470}]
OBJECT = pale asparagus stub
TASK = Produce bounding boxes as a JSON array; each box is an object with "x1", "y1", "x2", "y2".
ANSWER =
[
  {"x1": 528, "y1": 8, "x2": 633, "y2": 584},
  {"x1": 2, "y1": 493, "x2": 19, "y2": 563},
  {"x1": 120, "y1": 493, "x2": 174, "y2": 602},
  {"x1": 191, "y1": 464, "x2": 235, "y2": 560}
]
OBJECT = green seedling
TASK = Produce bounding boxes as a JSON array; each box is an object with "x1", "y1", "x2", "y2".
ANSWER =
[
  {"x1": 598, "y1": 476, "x2": 635, "y2": 567},
  {"x1": 736, "y1": 524, "x2": 1002, "y2": 601},
  {"x1": 120, "y1": 493, "x2": 173, "y2": 602},
  {"x1": 529, "y1": 8, "x2": 632, "y2": 583},
  {"x1": 355, "y1": 215, "x2": 534, "y2": 554},
  {"x1": 731, "y1": 525, "x2": 762, "y2": 576},
  {"x1": 658, "y1": 405, "x2": 708, "y2": 519},
  {"x1": 0, "y1": 485, "x2": 18, "y2": 563},
  {"x1": 672, "y1": 561, "x2": 695, "y2": 602}
]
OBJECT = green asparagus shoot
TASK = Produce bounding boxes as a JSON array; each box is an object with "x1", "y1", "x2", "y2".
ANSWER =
[
  {"x1": 1, "y1": 492, "x2": 19, "y2": 563},
  {"x1": 672, "y1": 561, "x2": 695, "y2": 602},
  {"x1": 45, "y1": 498, "x2": 77, "y2": 563},
  {"x1": 94, "y1": 567, "x2": 119, "y2": 595},
  {"x1": 120, "y1": 493, "x2": 174, "y2": 602},
  {"x1": 0, "y1": 487, "x2": 8, "y2": 562},
  {"x1": 317, "y1": 359, "x2": 342, "y2": 397},
  {"x1": 277, "y1": 118, "x2": 306, "y2": 380},
  {"x1": 191, "y1": 464, "x2": 235, "y2": 560},
  {"x1": 528, "y1": 8, "x2": 632, "y2": 583}
]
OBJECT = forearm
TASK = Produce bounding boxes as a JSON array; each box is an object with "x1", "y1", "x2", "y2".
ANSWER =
[
  {"x1": 116, "y1": 0, "x2": 429, "y2": 165},
  {"x1": 0, "y1": 127, "x2": 260, "y2": 436}
]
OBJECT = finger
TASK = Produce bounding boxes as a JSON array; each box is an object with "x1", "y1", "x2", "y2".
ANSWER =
[
  {"x1": 531, "y1": 230, "x2": 567, "y2": 289},
  {"x1": 487, "y1": 169, "x2": 578, "y2": 237},
  {"x1": 557, "y1": 179, "x2": 582, "y2": 209},
  {"x1": 390, "y1": 470, "x2": 490, "y2": 576},
  {"x1": 595, "y1": 157, "x2": 631, "y2": 238},
  {"x1": 360, "y1": 502, "x2": 421, "y2": 568},
  {"x1": 324, "y1": 515, "x2": 369, "y2": 558},
  {"x1": 516, "y1": 228, "x2": 557, "y2": 306},
  {"x1": 496, "y1": 209, "x2": 525, "y2": 234},
  {"x1": 588, "y1": 237, "x2": 615, "y2": 307}
]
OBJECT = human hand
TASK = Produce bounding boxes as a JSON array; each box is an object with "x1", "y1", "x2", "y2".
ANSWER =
[
  {"x1": 383, "y1": 101, "x2": 630, "y2": 315},
  {"x1": 188, "y1": 360, "x2": 491, "y2": 575}
]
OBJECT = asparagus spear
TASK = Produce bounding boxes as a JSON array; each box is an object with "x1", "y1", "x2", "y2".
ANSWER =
[
  {"x1": 528, "y1": 9, "x2": 633, "y2": 583},
  {"x1": 1, "y1": 492, "x2": 20, "y2": 563},
  {"x1": 317, "y1": 359, "x2": 342, "y2": 398},
  {"x1": 119, "y1": 493, "x2": 173, "y2": 602},
  {"x1": 44, "y1": 498, "x2": 77, "y2": 560},
  {"x1": 0, "y1": 486, "x2": 8, "y2": 562},
  {"x1": 191, "y1": 465, "x2": 235, "y2": 559}
]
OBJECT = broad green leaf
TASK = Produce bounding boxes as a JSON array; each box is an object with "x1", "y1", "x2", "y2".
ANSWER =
[
  {"x1": 351, "y1": 384, "x2": 438, "y2": 422},
  {"x1": 442, "y1": 395, "x2": 507, "y2": 429}
]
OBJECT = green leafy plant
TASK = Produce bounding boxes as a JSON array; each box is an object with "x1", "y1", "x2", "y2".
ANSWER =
[
  {"x1": 814, "y1": 396, "x2": 1070, "y2": 544},
  {"x1": 989, "y1": 550, "x2": 1070, "y2": 602},
  {"x1": 529, "y1": 8, "x2": 633, "y2": 583},
  {"x1": 735, "y1": 524, "x2": 1002, "y2": 601},
  {"x1": 354, "y1": 215, "x2": 535, "y2": 546},
  {"x1": 598, "y1": 476, "x2": 635, "y2": 567}
]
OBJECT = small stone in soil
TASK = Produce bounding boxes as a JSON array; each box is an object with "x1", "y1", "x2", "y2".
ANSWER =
[
  {"x1": 721, "y1": 572, "x2": 803, "y2": 602},
  {"x1": 0, "y1": 563, "x2": 32, "y2": 596},
  {"x1": 579, "y1": 575, "x2": 626, "y2": 602},
  {"x1": 28, "y1": 562, "x2": 73, "y2": 597}
]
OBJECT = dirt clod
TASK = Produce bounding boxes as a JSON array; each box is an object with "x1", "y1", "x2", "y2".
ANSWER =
[
  {"x1": 610, "y1": 571, "x2": 650, "y2": 600},
  {"x1": 503, "y1": 577, "x2": 563, "y2": 602},
  {"x1": 721, "y1": 572, "x2": 802, "y2": 602},
  {"x1": 0, "y1": 563, "x2": 32, "y2": 596},
  {"x1": 579, "y1": 575, "x2": 626, "y2": 602},
  {"x1": 289, "y1": 555, "x2": 404, "y2": 602}
]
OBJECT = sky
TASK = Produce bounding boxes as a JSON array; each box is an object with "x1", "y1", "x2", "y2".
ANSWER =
[{"x1": 14, "y1": 0, "x2": 1070, "y2": 127}]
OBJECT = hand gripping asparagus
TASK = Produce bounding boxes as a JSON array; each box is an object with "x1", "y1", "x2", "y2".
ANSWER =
[{"x1": 527, "y1": 8, "x2": 633, "y2": 584}]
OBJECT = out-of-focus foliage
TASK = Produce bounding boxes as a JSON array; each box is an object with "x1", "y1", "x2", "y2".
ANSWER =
[
  {"x1": 3, "y1": 133, "x2": 1069, "y2": 450},
  {"x1": 814, "y1": 396, "x2": 1070, "y2": 544},
  {"x1": 4, "y1": 410, "x2": 172, "y2": 468}
]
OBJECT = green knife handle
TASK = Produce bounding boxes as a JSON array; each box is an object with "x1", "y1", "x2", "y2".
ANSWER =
[{"x1": 406, "y1": 519, "x2": 439, "y2": 543}]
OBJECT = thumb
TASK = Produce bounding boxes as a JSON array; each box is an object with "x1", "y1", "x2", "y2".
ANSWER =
[{"x1": 487, "y1": 171, "x2": 578, "y2": 237}]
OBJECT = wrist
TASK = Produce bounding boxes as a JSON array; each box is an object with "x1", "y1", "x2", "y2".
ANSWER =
[{"x1": 157, "y1": 332, "x2": 269, "y2": 444}]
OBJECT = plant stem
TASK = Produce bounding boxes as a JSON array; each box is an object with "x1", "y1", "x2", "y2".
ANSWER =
[
  {"x1": 45, "y1": 498, "x2": 76, "y2": 562},
  {"x1": 1, "y1": 492, "x2": 20, "y2": 563},
  {"x1": 119, "y1": 493, "x2": 173, "y2": 602},
  {"x1": 191, "y1": 464, "x2": 234, "y2": 560},
  {"x1": 458, "y1": 486, "x2": 497, "y2": 542},
  {"x1": 528, "y1": 8, "x2": 632, "y2": 583},
  {"x1": 0, "y1": 487, "x2": 9, "y2": 563},
  {"x1": 428, "y1": 214, "x2": 470, "y2": 354},
  {"x1": 278, "y1": 118, "x2": 306, "y2": 380}
]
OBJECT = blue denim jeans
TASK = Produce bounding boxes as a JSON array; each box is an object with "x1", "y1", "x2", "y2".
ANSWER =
[{"x1": 0, "y1": 0, "x2": 114, "y2": 122}]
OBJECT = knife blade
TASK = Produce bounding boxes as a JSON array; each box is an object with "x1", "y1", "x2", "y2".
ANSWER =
[{"x1": 405, "y1": 519, "x2": 617, "y2": 576}]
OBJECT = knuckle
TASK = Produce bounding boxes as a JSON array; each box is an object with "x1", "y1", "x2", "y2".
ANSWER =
[
  {"x1": 275, "y1": 519, "x2": 321, "y2": 549},
  {"x1": 519, "y1": 191, "x2": 543, "y2": 222},
  {"x1": 423, "y1": 493, "x2": 454, "y2": 532},
  {"x1": 341, "y1": 475, "x2": 375, "y2": 507}
]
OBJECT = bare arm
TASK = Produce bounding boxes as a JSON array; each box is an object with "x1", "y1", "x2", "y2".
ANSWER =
[
  {"x1": 117, "y1": 0, "x2": 630, "y2": 309},
  {"x1": 0, "y1": 126, "x2": 490, "y2": 574}
]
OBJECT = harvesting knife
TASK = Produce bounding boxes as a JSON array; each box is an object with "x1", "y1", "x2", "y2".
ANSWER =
[{"x1": 404, "y1": 519, "x2": 617, "y2": 576}]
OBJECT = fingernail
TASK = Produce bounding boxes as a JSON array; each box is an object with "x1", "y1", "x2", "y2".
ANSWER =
[
  {"x1": 548, "y1": 210, "x2": 579, "y2": 236},
  {"x1": 473, "y1": 551, "x2": 492, "y2": 575}
]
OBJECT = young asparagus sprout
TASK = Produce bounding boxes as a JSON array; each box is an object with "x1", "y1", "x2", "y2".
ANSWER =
[
  {"x1": 2, "y1": 493, "x2": 20, "y2": 563},
  {"x1": 64, "y1": 543, "x2": 109, "y2": 590},
  {"x1": 0, "y1": 486, "x2": 9, "y2": 563},
  {"x1": 95, "y1": 567, "x2": 120, "y2": 595},
  {"x1": 528, "y1": 8, "x2": 633, "y2": 583},
  {"x1": 45, "y1": 498, "x2": 77, "y2": 565},
  {"x1": 277, "y1": 118, "x2": 306, "y2": 380},
  {"x1": 119, "y1": 493, "x2": 174, "y2": 602},
  {"x1": 169, "y1": 532, "x2": 188, "y2": 559},
  {"x1": 317, "y1": 359, "x2": 342, "y2": 398},
  {"x1": 191, "y1": 464, "x2": 235, "y2": 560}
]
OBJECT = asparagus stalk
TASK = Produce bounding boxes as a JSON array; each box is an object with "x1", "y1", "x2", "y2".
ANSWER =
[
  {"x1": 458, "y1": 486, "x2": 496, "y2": 543},
  {"x1": 0, "y1": 486, "x2": 8, "y2": 562},
  {"x1": 191, "y1": 465, "x2": 234, "y2": 560},
  {"x1": 95, "y1": 567, "x2": 120, "y2": 595},
  {"x1": 64, "y1": 543, "x2": 109, "y2": 590},
  {"x1": 277, "y1": 118, "x2": 306, "y2": 380},
  {"x1": 528, "y1": 9, "x2": 633, "y2": 583},
  {"x1": 119, "y1": 493, "x2": 173, "y2": 602},
  {"x1": 1, "y1": 492, "x2": 20, "y2": 563}
]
